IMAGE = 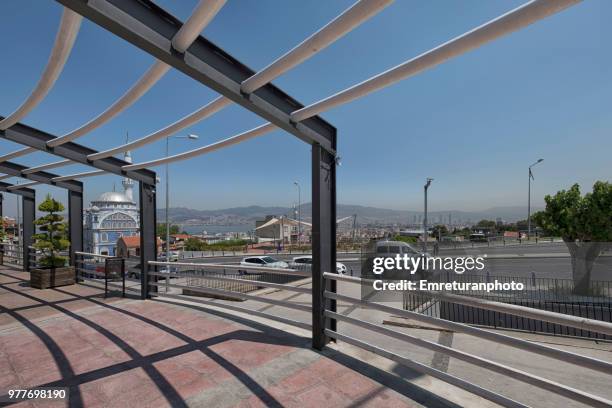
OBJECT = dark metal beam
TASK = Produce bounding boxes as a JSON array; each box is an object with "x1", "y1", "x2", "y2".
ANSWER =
[
  {"x1": 0, "y1": 160, "x2": 82, "y2": 192},
  {"x1": 0, "y1": 193, "x2": 2, "y2": 264},
  {"x1": 311, "y1": 142, "x2": 337, "y2": 350},
  {"x1": 56, "y1": 0, "x2": 337, "y2": 154},
  {"x1": 139, "y1": 181, "x2": 157, "y2": 299},
  {"x1": 0, "y1": 118, "x2": 156, "y2": 185},
  {"x1": 68, "y1": 189, "x2": 83, "y2": 269},
  {"x1": 0, "y1": 182, "x2": 35, "y2": 199},
  {"x1": 22, "y1": 192, "x2": 35, "y2": 271}
]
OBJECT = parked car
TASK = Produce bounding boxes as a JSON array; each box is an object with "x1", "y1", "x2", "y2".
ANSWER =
[
  {"x1": 291, "y1": 256, "x2": 349, "y2": 275},
  {"x1": 239, "y1": 256, "x2": 289, "y2": 274},
  {"x1": 159, "y1": 251, "x2": 180, "y2": 262}
]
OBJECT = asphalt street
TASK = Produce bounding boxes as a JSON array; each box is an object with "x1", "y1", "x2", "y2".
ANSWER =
[{"x1": 172, "y1": 242, "x2": 612, "y2": 281}]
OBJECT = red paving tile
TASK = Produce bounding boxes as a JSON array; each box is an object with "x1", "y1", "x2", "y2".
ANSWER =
[
  {"x1": 294, "y1": 383, "x2": 353, "y2": 407},
  {"x1": 328, "y1": 369, "x2": 380, "y2": 399},
  {"x1": 210, "y1": 339, "x2": 295, "y2": 371},
  {"x1": 0, "y1": 267, "x2": 420, "y2": 408}
]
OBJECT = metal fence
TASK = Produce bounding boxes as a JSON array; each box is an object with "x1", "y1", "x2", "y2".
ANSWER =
[
  {"x1": 74, "y1": 252, "x2": 141, "y2": 294},
  {"x1": 324, "y1": 273, "x2": 612, "y2": 408},
  {"x1": 0, "y1": 242, "x2": 23, "y2": 267},
  {"x1": 147, "y1": 260, "x2": 312, "y2": 330},
  {"x1": 404, "y1": 273, "x2": 612, "y2": 340}
]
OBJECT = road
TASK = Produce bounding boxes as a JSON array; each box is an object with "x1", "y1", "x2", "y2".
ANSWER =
[{"x1": 169, "y1": 242, "x2": 612, "y2": 282}]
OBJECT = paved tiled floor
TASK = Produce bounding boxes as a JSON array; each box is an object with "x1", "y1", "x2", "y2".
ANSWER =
[{"x1": 0, "y1": 266, "x2": 423, "y2": 408}]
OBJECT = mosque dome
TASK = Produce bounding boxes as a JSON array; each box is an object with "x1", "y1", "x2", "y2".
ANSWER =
[{"x1": 95, "y1": 191, "x2": 131, "y2": 203}]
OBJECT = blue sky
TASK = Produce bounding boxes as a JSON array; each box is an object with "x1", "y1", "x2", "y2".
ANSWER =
[{"x1": 0, "y1": 0, "x2": 610, "y2": 217}]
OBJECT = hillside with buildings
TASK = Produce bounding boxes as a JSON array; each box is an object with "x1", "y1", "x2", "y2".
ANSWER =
[{"x1": 159, "y1": 204, "x2": 540, "y2": 226}]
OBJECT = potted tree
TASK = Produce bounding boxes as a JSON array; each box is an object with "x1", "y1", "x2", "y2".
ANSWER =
[{"x1": 30, "y1": 194, "x2": 74, "y2": 289}]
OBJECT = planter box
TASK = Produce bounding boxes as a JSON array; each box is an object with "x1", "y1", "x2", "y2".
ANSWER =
[{"x1": 30, "y1": 266, "x2": 75, "y2": 289}]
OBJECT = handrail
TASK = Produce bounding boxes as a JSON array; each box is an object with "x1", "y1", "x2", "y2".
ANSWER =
[
  {"x1": 323, "y1": 274, "x2": 612, "y2": 375},
  {"x1": 324, "y1": 330, "x2": 527, "y2": 408},
  {"x1": 154, "y1": 292, "x2": 312, "y2": 331},
  {"x1": 327, "y1": 273, "x2": 612, "y2": 337},
  {"x1": 74, "y1": 251, "x2": 114, "y2": 259},
  {"x1": 149, "y1": 260, "x2": 311, "y2": 277},
  {"x1": 148, "y1": 271, "x2": 311, "y2": 294},
  {"x1": 148, "y1": 281, "x2": 311, "y2": 312},
  {"x1": 326, "y1": 311, "x2": 612, "y2": 408}
]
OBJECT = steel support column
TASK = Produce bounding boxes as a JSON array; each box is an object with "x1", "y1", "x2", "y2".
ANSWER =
[
  {"x1": 312, "y1": 143, "x2": 337, "y2": 350},
  {"x1": 68, "y1": 189, "x2": 83, "y2": 269},
  {"x1": 22, "y1": 192, "x2": 35, "y2": 271},
  {"x1": 139, "y1": 181, "x2": 157, "y2": 299},
  {"x1": 0, "y1": 193, "x2": 3, "y2": 263}
]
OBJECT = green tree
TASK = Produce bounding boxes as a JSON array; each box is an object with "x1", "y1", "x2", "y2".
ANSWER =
[
  {"x1": 33, "y1": 194, "x2": 70, "y2": 268},
  {"x1": 157, "y1": 223, "x2": 181, "y2": 237},
  {"x1": 0, "y1": 218, "x2": 6, "y2": 241},
  {"x1": 533, "y1": 182, "x2": 612, "y2": 294},
  {"x1": 431, "y1": 225, "x2": 448, "y2": 238},
  {"x1": 184, "y1": 237, "x2": 205, "y2": 251},
  {"x1": 392, "y1": 235, "x2": 417, "y2": 244},
  {"x1": 476, "y1": 219, "x2": 496, "y2": 229},
  {"x1": 454, "y1": 227, "x2": 471, "y2": 237}
]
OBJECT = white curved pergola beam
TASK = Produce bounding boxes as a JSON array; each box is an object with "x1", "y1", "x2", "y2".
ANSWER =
[
  {"x1": 46, "y1": 62, "x2": 170, "y2": 147},
  {"x1": 3, "y1": 169, "x2": 106, "y2": 188},
  {"x1": 87, "y1": 96, "x2": 231, "y2": 160},
  {"x1": 21, "y1": 159, "x2": 72, "y2": 174},
  {"x1": 45, "y1": 0, "x2": 227, "y2": 148},
  {"x1": 52, "y1": 170, "x2": 106, "y2": 182},
  {"x1": 123, "y1": 123, "x2": 277, "y2": 170},
  {"x1": 240, "y1": 0, "x2": 393, "y2": 94},
  {"x1": 7, "y1": 181, "x2": 39, "y2": 190},
  {"x1": 172, "y1": 0, "x2": 227, "y2": 53},
  {"x1": 0, "y1": 9, "x2": 82, "y2": 131},
  {"x1": 118, "y1": 0, "x2": 580, "y2": 172},
  {"x1": 0, "y1": 147, "x2": 37, "y2": 164},
  {"x1": 86, "y1": 0, "x2": 389, "y2": 162},
  {"x1": 291, "y1": 0, "x2": 581, "y2": 122}
]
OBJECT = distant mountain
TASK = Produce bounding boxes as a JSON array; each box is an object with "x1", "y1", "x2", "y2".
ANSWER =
[{"x1": 158, "y1": 204, "x2": 539, "y2": 225}]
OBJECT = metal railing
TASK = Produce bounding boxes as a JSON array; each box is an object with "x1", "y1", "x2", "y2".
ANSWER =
[
  {"x1": 26, "y1": 246, "x2": 70, "y2": 270},
  {"x1": 405, "y1": 273, "x2": 612, "y2": 340},
  {"x1": 147, "y1": 260, "x2": 312, "y2": 330},
  {"x1": 323, "y1": 272, "x2": 612, "y2": 408},
  {"x1": 60, "y1": 251, "x2": 612, "y2": 405},
  {"x1": 74, "y1": 251, "x2": 140, "y2": 294},
  {"x1": 0, "y1": 242, "x2": 23, "y2": 267}
]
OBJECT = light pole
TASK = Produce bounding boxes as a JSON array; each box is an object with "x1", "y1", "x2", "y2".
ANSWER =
[
  {"x1": 423, "y1": 178, "x2": 433, "y2": 253},
  {"x1": 165, "y1": 134, "x2": 199, "y2": 256},
  {"x1": 293, "y1": 181, "x2": 301, "y2": 245},
  {"x1": 527, "y1": 158, "x2": 544, "y2": 240}
]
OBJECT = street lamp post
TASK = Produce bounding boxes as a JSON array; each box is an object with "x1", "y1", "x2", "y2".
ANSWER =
[
  {"x1": 293, "y1": 181, "x2": 301, "y2": 245},
  {"x1": 165, "y1": 134, "x2": 199, "y2": 257},
  {"x1": 527, "y1": 158, "x2": 544, "y2": 240},
  {"x1": 423, "y1": 178, "x2": 433, "y2": 253}
]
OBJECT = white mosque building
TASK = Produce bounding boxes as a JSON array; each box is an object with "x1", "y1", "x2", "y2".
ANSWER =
[{"x1": 83, "y1": 151, "x2": 140, "y2": 256}]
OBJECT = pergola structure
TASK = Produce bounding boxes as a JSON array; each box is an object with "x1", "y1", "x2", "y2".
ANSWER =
[{"x1": 0, "y1": 0, "x2": 580, "y2": 348}]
